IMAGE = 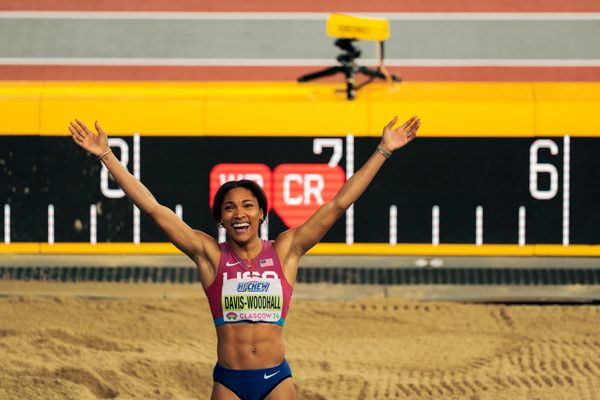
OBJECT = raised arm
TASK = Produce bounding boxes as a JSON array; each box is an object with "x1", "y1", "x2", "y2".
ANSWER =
[
  {"x1": 275, "y1": 116, "x2": 420, "y2": 271},
  {"x1": 68, "y1": 120, "x2": 214, "y2": 264}
]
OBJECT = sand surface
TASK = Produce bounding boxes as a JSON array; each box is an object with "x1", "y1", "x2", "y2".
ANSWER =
[{"x1": 1, "y1": 282, "x2": 600, "y2": 400}]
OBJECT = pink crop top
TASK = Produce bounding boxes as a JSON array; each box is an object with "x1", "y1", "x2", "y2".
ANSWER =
[{"x1": 204, "y1": 240, "x2": 293, "y2": 326}]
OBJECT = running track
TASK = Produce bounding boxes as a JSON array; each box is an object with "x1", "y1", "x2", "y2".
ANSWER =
[{"x1": 1, "y1": 0, "x2": 599, "y2": 81}]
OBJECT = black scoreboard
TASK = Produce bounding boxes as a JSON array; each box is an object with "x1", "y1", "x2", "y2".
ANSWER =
[{"x1": 2, "y1": 135, "x2": 600, "y2": 246}]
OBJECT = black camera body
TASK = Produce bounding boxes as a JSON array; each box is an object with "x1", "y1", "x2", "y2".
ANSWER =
[{"x1": 334, "y1": 39, "x2": 361, "y2": 64}]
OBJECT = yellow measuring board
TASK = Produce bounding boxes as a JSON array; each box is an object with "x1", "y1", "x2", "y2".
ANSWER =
[
  {"x1": 2, "y1": 242, "x2": 600, "y2": 256},
  {"x1": 1, "y1": 81, "x2": 599, "y2": 137}
]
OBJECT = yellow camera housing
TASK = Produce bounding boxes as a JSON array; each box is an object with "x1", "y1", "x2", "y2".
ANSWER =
[{"x1": 326, "y1": 13, "x2": 390, "y2": 42}]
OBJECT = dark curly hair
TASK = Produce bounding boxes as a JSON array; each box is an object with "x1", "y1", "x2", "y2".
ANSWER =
[{"x1": 212, "y1": 180, "x2": 268, "y2": 225}]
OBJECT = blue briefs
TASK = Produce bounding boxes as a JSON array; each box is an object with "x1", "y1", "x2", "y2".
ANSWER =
[{"x1": 213, "y1": 359, "x2": 292, "y2": 400}]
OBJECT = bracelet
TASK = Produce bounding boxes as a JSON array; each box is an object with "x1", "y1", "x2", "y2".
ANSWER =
[
  {"x1": 98, "y1": 149, "x2": 112, "y2": 160},
  {"x1": 376, "y1": 145, "x2": 392, "y2": 160}
]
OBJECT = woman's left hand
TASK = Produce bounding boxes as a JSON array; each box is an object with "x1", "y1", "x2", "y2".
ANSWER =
[{"x1": 379, "y1": 115, "x2": 421, "y2": 153}]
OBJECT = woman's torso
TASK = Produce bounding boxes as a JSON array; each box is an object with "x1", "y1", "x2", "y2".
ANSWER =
[
  {"x1": 216, "y1": 323, "x2": 285, "y2": 369},
  {"x1": 203, "y1": 239, "x2": 294, "y2": 369}
]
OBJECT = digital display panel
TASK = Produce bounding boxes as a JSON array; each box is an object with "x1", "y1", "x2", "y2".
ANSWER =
[{"x1": 2, "y1": 135, "x2": 600, "y2": 247}]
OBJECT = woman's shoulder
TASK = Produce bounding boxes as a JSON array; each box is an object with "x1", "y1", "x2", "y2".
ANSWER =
[
  {"x1": 191, "y1": 229, "x2": 221, "y2": 261},
  {"x1": 272, "y1": 229, "x2": 295, "y2": 250}
]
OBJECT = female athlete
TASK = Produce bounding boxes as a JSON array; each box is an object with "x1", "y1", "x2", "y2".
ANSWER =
[{"x1": 68, "y1": 115, "x2": 420, "y2": 400}]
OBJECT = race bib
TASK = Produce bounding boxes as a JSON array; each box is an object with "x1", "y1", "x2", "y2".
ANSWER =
[{"x1": 221, "y1": 278, "x2": 283, "y2": 323}]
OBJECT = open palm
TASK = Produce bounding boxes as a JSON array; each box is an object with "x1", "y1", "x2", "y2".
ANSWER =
[
  {"x1": 68, "y1": 119, "x2": 109, "y2": 157},
  {"x1": 380, "y1": 116, "x2": 421, "y2": 153}
]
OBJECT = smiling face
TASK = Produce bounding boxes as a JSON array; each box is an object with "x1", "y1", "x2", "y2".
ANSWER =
[{"x1": 220, "y1": 187, "x2": 264, "y2": 244}]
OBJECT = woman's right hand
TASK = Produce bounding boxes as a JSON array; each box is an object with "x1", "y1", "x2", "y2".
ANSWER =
[{"x1": 69, "y1": 119, "x2": 109, "y2": 157}]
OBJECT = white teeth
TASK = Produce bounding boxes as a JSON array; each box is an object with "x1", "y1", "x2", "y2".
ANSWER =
[{"x1": 233, "y1": 223, "x2": 249, "y2": 228}]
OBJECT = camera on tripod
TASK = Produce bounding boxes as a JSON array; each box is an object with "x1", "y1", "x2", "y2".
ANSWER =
[
  {"x1": 334, "y1": 38, "x2": 361, "y2": 63},
  {"x1": 297, "y1": 14, "x2": 401, "y2": 101}
]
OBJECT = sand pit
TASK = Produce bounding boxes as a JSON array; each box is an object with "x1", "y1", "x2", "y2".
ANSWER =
[{"x1": 1, "y1": 282, "x2": 599, "y2": 400}]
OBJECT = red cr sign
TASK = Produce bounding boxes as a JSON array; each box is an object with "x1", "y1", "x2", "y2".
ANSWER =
[
  {"x1": 273, "y1": 164, "x2": 345, "y2": 228},
  {"x1": 209, "y1": 163, "x2": 345, "y2": 228}
]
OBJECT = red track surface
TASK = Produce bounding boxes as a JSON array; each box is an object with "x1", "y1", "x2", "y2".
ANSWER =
[
  {"x1": 2, "y1": 0, "x2": 600, "y2": 12},
  {"x1": 1, "y1": 65, "x2": 599, "y2": 82},
  {"x1": 2, "y1": 1, "x2": 599, "y2": 82}
]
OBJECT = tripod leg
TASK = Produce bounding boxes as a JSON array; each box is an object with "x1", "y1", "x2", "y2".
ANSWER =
[
  {"x1": 343, "y1": 66, "x2": 356, "y2": 100},
  {"x1": 357, "y1": 66, "x2": 402, "y2": 83},
  {"x1": 297, "y1": 66, "x2": 343, "y2": 82},
  {"x1": 357, "y1": 66, "x2": 388, "y2": 80},
  {"x1": 389, "y1": 73, "x2": 402, "y2": 82}
]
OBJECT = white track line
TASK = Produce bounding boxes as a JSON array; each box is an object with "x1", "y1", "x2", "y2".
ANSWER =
[
  {"x1": 133, "y1": 134, "x2": 141, "y2": 245},
  {"x1": 3, "y1": 204, "x2": 10, "y2": 244},
  {"x1": 90, "y1": 204, "x2": 97, "y2": 245},
  {"x1": 1, "y1": 58, "x2": 598, "y2": 66},
  {"x1": 475, "y1": 205, "x2": 483, "y2": 246},
  {"x1": 47, "y1": 204, "x2": 54, "y2": 245},
  {"x1": 345, "y1": 134, "x2": 354, "y2": 246},
  {"x1": 389, "y1": 205, "x2": 397, "y2": 246},
  {"x1": 563, "y1": 135, "x2": 571, "y2": 246},
  {"x1": 518, "y1": 206, "x2": 526, "y2": 246},
  {"x1": 432, "y1": 205, "x2": 440, "y2": 246},
  {"x1": 1, "y1": 11, "x2": 600, "y2": 20}
]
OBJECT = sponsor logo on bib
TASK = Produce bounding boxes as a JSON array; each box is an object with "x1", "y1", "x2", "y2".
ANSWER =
[
  {"x1": 237, "y1": 281, "x2": 271, "y2": 292},
  {"x1": 226, "y1": 312, "x2": 238, "y2": 320}
]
